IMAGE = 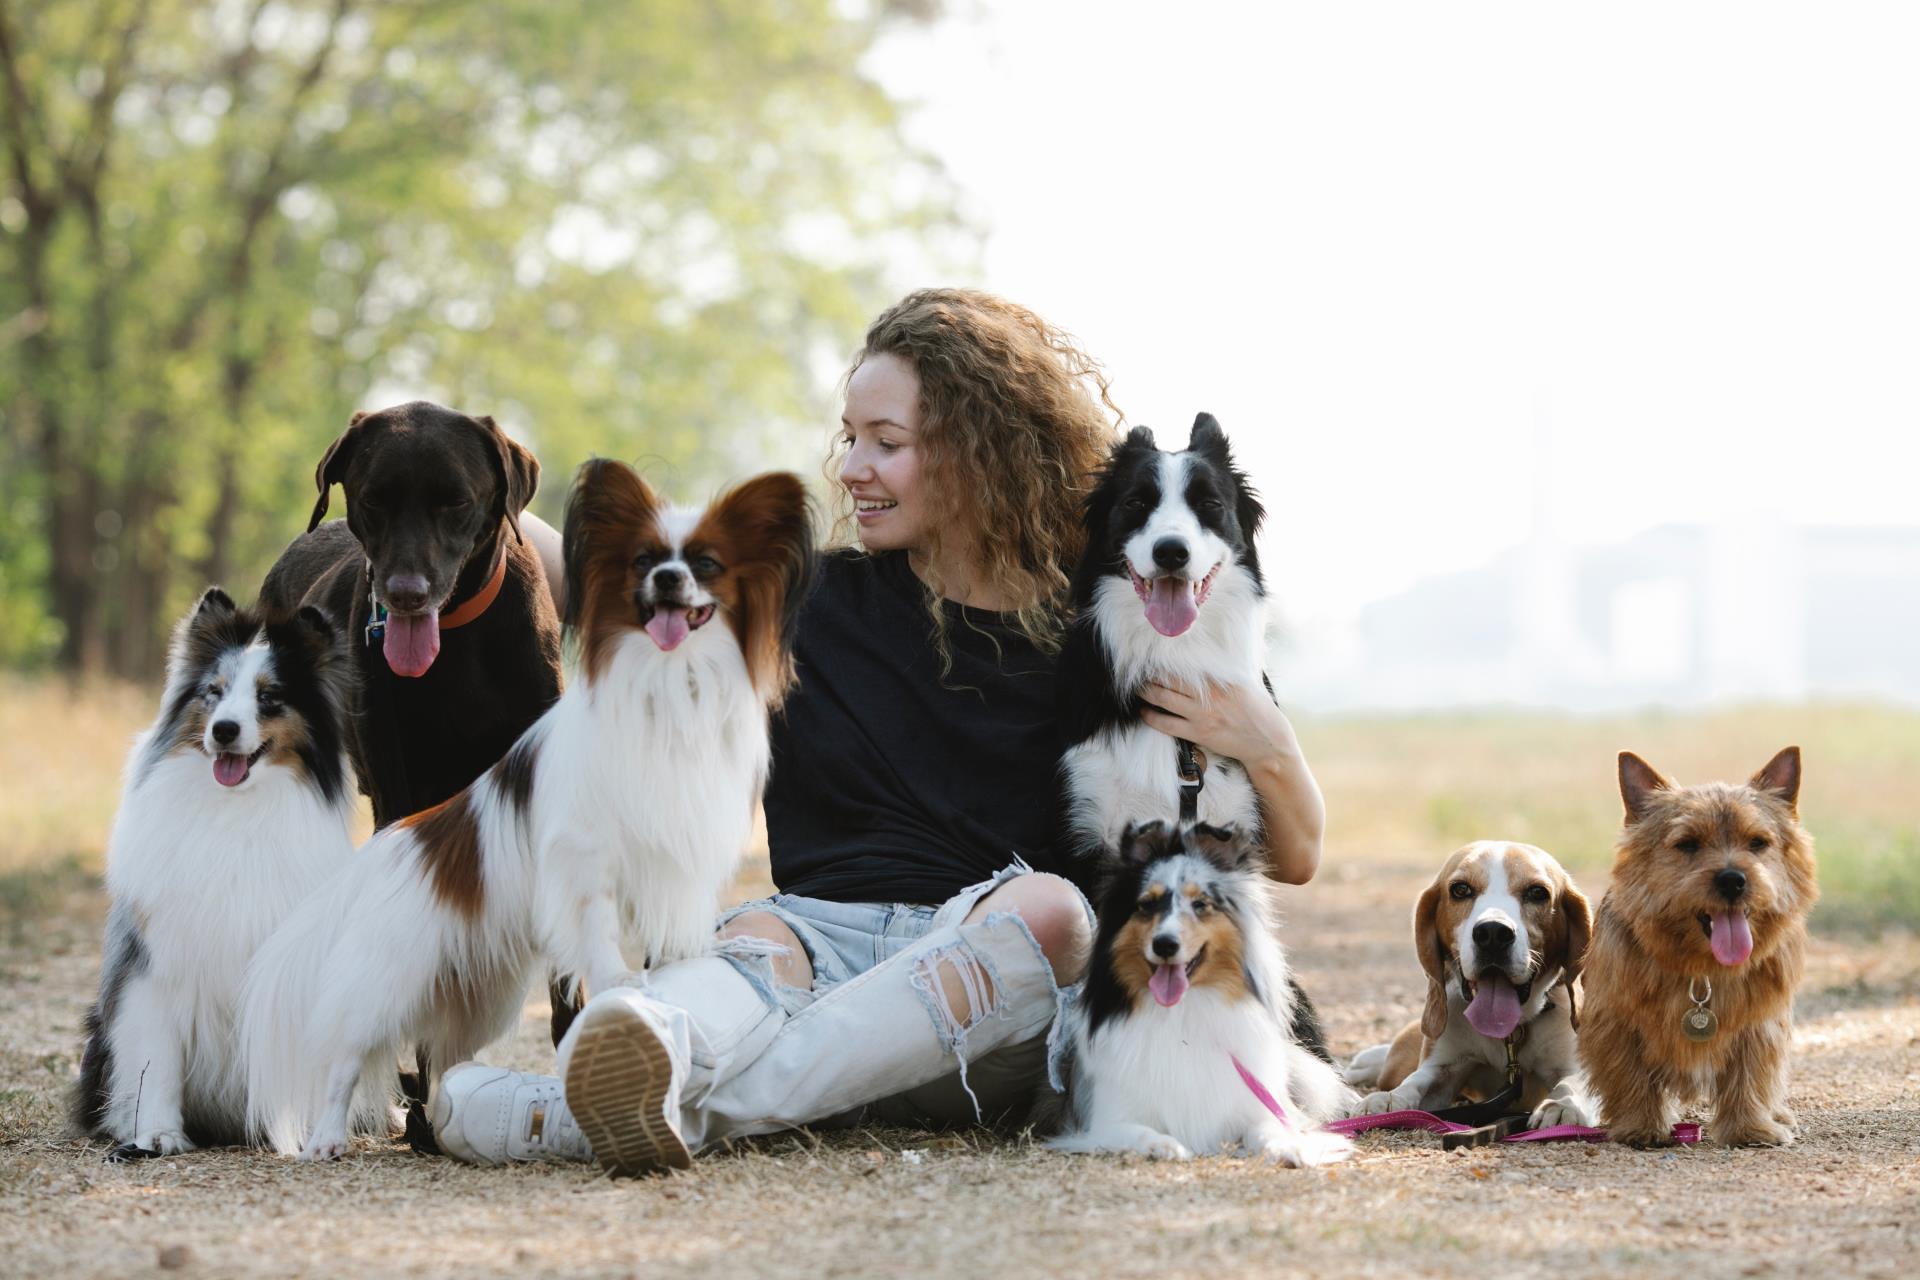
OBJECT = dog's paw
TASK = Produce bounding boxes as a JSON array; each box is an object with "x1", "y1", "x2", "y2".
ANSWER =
[
  {"x1": 1141, "y1": 1134, "x2": 1192, "y2": 1161},
  {"x1": 125, "y1": 1129, "x2": 194, "y2": 1157},
  {"x1": 1607, "y1": 1123, "x2": 1677, "y2": 1149},
  {"x1": 1262, "y1": 1128, "x2": 1354, "y2": 1168},
  {"x1": 1351, "y1": 1087, "x2": 1417, "y2": 1117},
  {"x1": 297, "y1": 1132, "x2": 352, "y2": 1161},
  {"x1": 1712, "y1": 1117, "x2": 1794, "y2": 1148},
  {"x1": 1772, "y1": 1104, "x2": 1798, "y2": 1129},
  {"x1": 1529, "y1": 1096, "x2": 1595, "y2": 1129}
]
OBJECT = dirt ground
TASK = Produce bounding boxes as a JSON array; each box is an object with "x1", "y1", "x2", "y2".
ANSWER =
[{"x1": 2, "y1": 856, "x2": 1916, "y2": 1280}]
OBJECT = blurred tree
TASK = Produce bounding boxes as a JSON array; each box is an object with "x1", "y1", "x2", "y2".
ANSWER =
[{"x1": 0, "y1": 0, "x2": 964, "y2": 676}]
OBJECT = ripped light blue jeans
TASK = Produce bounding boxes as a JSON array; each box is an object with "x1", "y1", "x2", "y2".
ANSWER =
[{"x1": 640, "y1": 860, "x2": 1086, "y2": 1147}]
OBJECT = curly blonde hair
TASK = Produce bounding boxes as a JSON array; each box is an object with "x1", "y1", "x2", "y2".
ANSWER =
[{"x1": 829, "y1": 289, "x2": 1121, "y2": 665}]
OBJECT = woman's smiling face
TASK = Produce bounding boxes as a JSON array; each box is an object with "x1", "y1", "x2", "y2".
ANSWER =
[{"x1": 839, "y1": 352, "x2": 930, "y2": 554}]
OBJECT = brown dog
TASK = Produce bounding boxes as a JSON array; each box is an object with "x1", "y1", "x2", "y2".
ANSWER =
[
  {"x1": 1578, "y1": 747, "x2": 1816, "y2": 1147},
  {"x1": 1344, "y1": 842, "x2": 1594, "y2": 1126}
]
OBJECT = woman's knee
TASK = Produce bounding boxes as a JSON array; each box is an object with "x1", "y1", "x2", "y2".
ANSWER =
[
  {"x1": 715, "y1": 911, "x2": 814, "y2": 990},
  {"x1": 965, "y1": 872, "x2": 1091, "y2": 985}
]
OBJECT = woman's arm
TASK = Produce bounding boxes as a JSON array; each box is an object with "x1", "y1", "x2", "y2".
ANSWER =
[{"x1": 1138, "y1": 678, "x2": 1325, "y2": 885}]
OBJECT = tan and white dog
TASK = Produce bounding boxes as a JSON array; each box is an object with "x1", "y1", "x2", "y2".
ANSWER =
[{"x1": 1344, "y1": 841, "x2": 1595, "y2": 1127}]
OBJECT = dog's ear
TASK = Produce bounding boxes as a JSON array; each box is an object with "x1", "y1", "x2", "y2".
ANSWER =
[
  {"x1": 1187, "y1": 821, "x2": 1259, "y2": 872},
  {"x1": 474, "y1": 415, "x2": 538, "y2": 545},
  {"x1": 194, "y1": 586, "x2": 237, "y2": 620},
  {"x1": 1118, "y1": 821, "x2": 1171, "y2": 866},
  {"x1": 1554, "y1": 876, "x2": 1595, "y2": 1029},
  {"x1": 561, "y1": 457, "x2": 659, "y2": 634},
  {"x1": 1187, "y1": 412, "x2": 1266, "y2": 543},
  {"x1": 1413, "y1": 872, "x2": 1451, "y2": 1040},
  {"x1": 1749, "y1": 745, "x2": 1801, "y2": 815},
  {"x1": 1617, "y1": 751, "x2": 1671, "y2": 824},
  {"x1": 1123, "y1": 424, "x2": 1156, "y2": 452},
  {"x1": 1188, "y1": 412, "x2": 1226, "y2": 457},
  {"x1": 308, "y1": 411, "x2": 370, "y2": 532},
  {"x1": 698, "y1": 471, "x2": 819, "y2": 703}
]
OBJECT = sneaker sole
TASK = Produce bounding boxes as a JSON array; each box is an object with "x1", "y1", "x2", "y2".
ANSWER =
[{"x1": 564, "y1": 1002, "x2": 692, "y2": 1176}]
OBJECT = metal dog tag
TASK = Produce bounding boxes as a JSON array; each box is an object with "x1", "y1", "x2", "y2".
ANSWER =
[{"x1": 1681, "y1": 1006, "x2": 1719, "y2": 1042}]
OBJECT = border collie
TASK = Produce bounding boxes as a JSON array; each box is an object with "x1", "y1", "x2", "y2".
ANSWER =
[
  {"x1": 73, "y1": 589, "x2": 360, "y2": 1157},
  {"x1": 1058, "y1": 413, "x2": 1271, "y2": 860},
  {"x1": 242, "y1": 462, "x2": 815, "y2": 1159},
  {"x1": 1050, "y1": 822, "x2": 1354, "y2": 1163}
]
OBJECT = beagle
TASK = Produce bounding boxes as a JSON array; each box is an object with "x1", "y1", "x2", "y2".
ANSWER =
[{"x1": 1344, "y1": 841, "x2": 1596, "y2": 1128}]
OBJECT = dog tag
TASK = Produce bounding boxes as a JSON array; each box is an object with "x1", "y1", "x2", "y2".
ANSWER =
[{"x1": 1681, "y1": 1005, "x2": 1718, "y2": 1042}]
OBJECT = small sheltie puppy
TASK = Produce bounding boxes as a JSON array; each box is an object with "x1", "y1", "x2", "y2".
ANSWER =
[
  {"x1": 1579, "y1": 747, "x2": 1817, "y2": 1147},
  {"x1": 73, "y1": 589, "x2": 357, "y2": 1156},
  {"x1": 1050, "y1": 822, "x2": 1355, "y2": 1165},
  {"x1": 242, "y1": 461, "x2": 814, "y2": 1159}
]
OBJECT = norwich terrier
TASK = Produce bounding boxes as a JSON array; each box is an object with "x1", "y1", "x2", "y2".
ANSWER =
[{"x1": 1578, "y1": 747, "x2": 1817, "y2": 1146}]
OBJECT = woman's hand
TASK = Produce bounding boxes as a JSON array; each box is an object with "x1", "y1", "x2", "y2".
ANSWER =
[{"x1": 1139, "y1": 677, "x2": 1325, "y2": 885}]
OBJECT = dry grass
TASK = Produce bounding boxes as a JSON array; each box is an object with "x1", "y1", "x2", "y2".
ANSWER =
[{"x1": 2, "y1": 682, "x2": 1917, "y2": 1277}]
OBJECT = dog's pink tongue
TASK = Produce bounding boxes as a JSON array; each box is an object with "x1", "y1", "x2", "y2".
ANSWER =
[
  {"x1": 1710, "y1": 910, "x2": 1754, "y2": 966},
  {"x1": 1149, "y1": 962, "x2": 1189, "y2": 1008},
  {"x1": 1145, "y1": 577, "x2": 1199, "y2": 637},
  {"x1": 383, "y1": 610, "x2": 440, "y2": 677},
  {"x1": 213, "y1": 753, "x2": 250, "y2": 787},
  {"x1": 645, "y1": 607, "x2": 691, "y2": 651},
  {"x1": 1464, "y1": 973, "x2": 1524, "y2": 1039}
]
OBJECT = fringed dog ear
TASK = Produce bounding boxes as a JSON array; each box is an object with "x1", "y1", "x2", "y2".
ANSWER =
[
  {"x1": 1749, "y1": 745, "x2": 1801, "y2": 815},
  {"x1": 194, "y1": 586, "x2": 237, "y2": 620},
  {"x1": 1413, "y1": 874, "x2": 1451, "y2": 1040},
  {"x1": 1187, "y1": 821, "x2": 1258, "y2": 873},
  {"x1": 308, "y1": 411, "x2": 371, "y2": 532},
  {"x1": 561, "y1": 457, "x2": 659, "y2": 635},
  {"x1": 697, "y1": 471, "x2": 818, "y2": 704},
  {"x1": 1556, "y1": 877, "x2": 1595, "y2": 1031},
  {"x1": 1617, "y1": 751, "x2": 1672, "y2": 824},
  {"x1": 475, "y1": 414, "x2": 538, "y2": 545},
  {"x1": 1119, "y1": 821, "x2": 1172, "y2": 866}
]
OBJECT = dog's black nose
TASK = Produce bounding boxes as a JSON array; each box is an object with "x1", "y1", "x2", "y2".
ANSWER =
[
  {"x1": 385, "y1": 574, "x2": 430, "y2": 613},
  {"x1": 1151, "y1": 538, "x2": 1189, "y2": 571},
  {"x1": 1151, "y1": 935, "x2": 1180, "y2": 960},
  {"x1": 211, "y1": 719, "x2": 239, "y2": 746},
  {"x1": 1472, "y1": 920, "x2": 1514, "y2": 954},
  {"x1": 650, "y1": 565, "x2": 687, "y2": 598},
  {"x1": 1714, "y1": 868, "x2": 1748, "y2": 902}
]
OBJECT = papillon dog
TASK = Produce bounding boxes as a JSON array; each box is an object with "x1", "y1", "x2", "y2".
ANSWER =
[
  {"x1": 73, "y1": 590, "x2": 359, "y2": 1157},
  {"x1": 241, "y1": 460, "x2": 815, "y2": 1159},
  {"x1": 1050, "y1": 822, "x2": 1354, "y2": 1164}
]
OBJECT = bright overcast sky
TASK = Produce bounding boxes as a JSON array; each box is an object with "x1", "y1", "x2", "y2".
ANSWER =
[{"x1": 867, "y1": 0, "x2": 1920, "y2": 622}]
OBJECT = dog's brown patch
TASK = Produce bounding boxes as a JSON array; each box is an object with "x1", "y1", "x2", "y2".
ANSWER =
[
  {"x1": 490, "y1": 737, "x2": 538, "y2": 813},
  {"x1": 561, "y1": 459, "x2": 668, "y2": 683},
  {"x1": 1187, "y1": 908, "x2": 1250, "y2": 1002},
  {"x1": 685, "y1": 473, "x2": 816, "y2": 705},
  {"x1": 1109, "y1": 915, "x2": 1157, "y2": 1008},
  {"x1": 1579, "y1": 747, "x2": 1815, "y2": 1146},
  {"x1": 401, "y1": 790, "x2": 485, "y2": 918}
]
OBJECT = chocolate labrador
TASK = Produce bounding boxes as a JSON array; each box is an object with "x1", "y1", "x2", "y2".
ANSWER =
[{"x1": 260, "y1": 402, "x2": 577, "y2": 1140}]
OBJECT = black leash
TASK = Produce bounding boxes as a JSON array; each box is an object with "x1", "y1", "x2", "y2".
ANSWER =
[{"x1": 1176, "y1": 737, "x2": 1204, "y2": 823}]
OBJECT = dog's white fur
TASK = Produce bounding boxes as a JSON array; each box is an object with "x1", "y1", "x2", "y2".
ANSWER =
[
  {"x1": 242, "y1": 507, "x2": 767, "y2": 1159},
  {"x1": 1052, "y1": 851, "x2": 1355, "y2": 1165},
  {"x1": 1343, "y1": 841, "x2": 1594, "y2": 1127},
  {"x1": 91, "y1": 633, "x2": 359, "y2": 1153}
]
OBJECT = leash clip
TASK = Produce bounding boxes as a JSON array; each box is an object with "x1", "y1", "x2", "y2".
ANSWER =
[
  {"x1": 364, "y1": 587, "x2": 387, "y2": 646},
  {"x1": 1176, "y1": 737, "x2": 1206, "y2": 823}
]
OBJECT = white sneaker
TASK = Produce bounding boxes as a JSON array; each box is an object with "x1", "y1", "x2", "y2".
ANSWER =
[
  {"x1": 428, "y1": 1063, "x2": 592, "y2": 1166},
  {"x1": 562, "y1": 991, "x2": 692, "y2": 1175}
]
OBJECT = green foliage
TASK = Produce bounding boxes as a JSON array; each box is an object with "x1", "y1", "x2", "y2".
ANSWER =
[{"x1": 0, "y1": 0, "x2": 966, "y2": 674}]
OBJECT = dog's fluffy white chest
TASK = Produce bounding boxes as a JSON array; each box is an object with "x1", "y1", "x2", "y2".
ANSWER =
[{"x1": 1078, "y1": 993, "x2": 1293, "y2": 1154}]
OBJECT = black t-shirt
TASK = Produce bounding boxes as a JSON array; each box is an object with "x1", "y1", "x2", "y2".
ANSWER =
[{"x1": 765, "y1": 549, "x2": 1066, "y2": 904}]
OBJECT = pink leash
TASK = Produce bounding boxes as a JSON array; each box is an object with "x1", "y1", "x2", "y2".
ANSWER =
[{"x1": 1232, "y1": 1054, "x2": 1700, "y2": 1145}]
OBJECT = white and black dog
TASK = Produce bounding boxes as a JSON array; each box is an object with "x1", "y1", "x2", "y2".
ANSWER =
[
  {"x1": 73, "y1": 589, "x2": 363, "y2": 1158},
  {"x1": 1058, "y1": 413, "x2": 1272, "y2": 859},
  {"x1": 1057, "y1": 414, "x2": 1334, "y2": 1060},
  {"x1": 1050, "y1": 822, "x2": 1354, "y2": 1164}
]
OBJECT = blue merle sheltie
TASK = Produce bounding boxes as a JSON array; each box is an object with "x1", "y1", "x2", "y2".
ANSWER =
[
  {"x1": 71, "y1": 588, "x2": 367, "y2": 1157},
  {"x1": 1050, "y1": 822, "x2": 1354, "y2": 1164}
]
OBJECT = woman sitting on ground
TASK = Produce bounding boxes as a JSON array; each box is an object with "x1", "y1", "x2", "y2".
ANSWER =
[{"x1": 427, "y1": 288, "x2": 1327, "y2": 1171}]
